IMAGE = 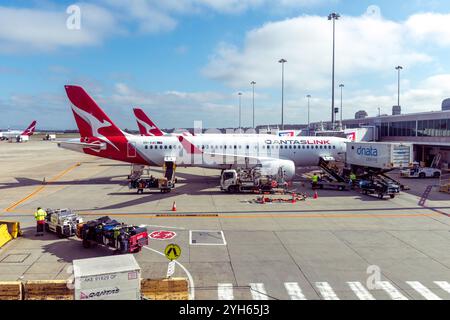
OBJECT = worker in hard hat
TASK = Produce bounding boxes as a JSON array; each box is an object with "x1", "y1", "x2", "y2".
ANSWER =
[
  {"x1": 34, "y1": 207, "x2": 47, "y2": 236},
  {"x1": 311, "y1": 173, "x2": 319, "y2": 189}
]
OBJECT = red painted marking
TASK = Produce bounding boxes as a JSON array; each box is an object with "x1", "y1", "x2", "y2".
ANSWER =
[{"x1": 149, "y1": 230, "x2": 177, "y2": 240}]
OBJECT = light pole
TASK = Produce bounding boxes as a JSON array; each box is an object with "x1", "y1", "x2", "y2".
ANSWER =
[
  {"x1": 328, "y1": 12, "x2": 340, "y2": 130},
  {"x1": 339, "y1": 84, "x2": 344, "y2": 123},
  {"x1": 395, "y1": 65, "x2": 403, "y2": 108},
  {"x1": 238, "y1": 92, "x2": 242, "y2": 132},
  {"x1": 278, "y1": 58, "x2": 287, "y2": 130},
  {"x1": 306, "y1": 94, "x2": 311, "y2": 128},
  {"x1": 251, "y1": 81, "x2": 256, "y2": 129}
]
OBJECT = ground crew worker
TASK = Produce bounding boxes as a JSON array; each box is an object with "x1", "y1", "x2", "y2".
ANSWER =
[
  {"x1": 34, "y1": 207, "x2": 47, "y2": 236},
  {"x1": 349, "y1": 172, "x2": 357, "y2": 189},
  {"x1": 311, "y1": 173, "x2": 319, "y2": 189}
]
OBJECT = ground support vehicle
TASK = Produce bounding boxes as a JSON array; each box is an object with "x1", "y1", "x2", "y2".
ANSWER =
[
  {"x1": 77, "y1": 216, "x2": 148, "y2": 254},
  {"x1": 220, "y1": 167, "x2": 288, "y2": 194},
  {"x1": 44, "y1": 208, "x2": 83, "y2": 238},
  {"x1": 129, "y1": 157, "x2": 176, "y2": 193}
]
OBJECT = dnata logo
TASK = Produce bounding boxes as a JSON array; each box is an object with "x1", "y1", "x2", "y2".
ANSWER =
[{"x1": 357, "y1": 146, "x2": 378, "y2": 157}]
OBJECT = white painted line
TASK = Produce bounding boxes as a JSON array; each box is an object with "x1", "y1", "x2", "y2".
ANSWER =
[
  {"x1": 315, "y1": 282, "x2": 339, "y2": 300},
  {"x1": 189, "y1": 230, "x2": 227, "y2": 246},
  {"x1": 406, "y1": 281, "x2": 441, "y2": 300},
  {"x1": 143, "y1": 246, "x2": 195, "y2": 300},
  {"x1": 434, "y1": 281, "x2": 450, "y2": 295},
  {"x1": 218, "y1": 283, "x2": 234, "y2": 300},
  {"x1": 250, "y1": 283, "x2": 269, "y2": 300},
  {"x1": 347, "y1": 282, "x2": 375, "y2": 300},
  {"x1": 284, "y1": 282, "x2": 306, "y2": 300},
  {"x1": 375, "y1": 281, "x2": 408, "y2": 300}
]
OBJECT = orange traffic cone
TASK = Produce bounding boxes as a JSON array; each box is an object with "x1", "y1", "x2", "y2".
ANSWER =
[
  {"x1": 313, "y1": 190, "x2": 318, "y2": 199},
  {"x1": 172, "y1": 201, "x2": 177, "y2": 211},
  {"x1": 292, "y1": 193, "x2": 296, "y2": 204}
]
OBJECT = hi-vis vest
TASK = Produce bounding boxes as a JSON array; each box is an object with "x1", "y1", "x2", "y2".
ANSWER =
[
  {"x1": 350, "y1": 174, "x2": 356, "y2": 181},
  {"x1": 312, "y1": 175, "x2": 318, "y2": 183},
  {"x1": 34, "y1": 209, "x2": 47, "y2": 222}
]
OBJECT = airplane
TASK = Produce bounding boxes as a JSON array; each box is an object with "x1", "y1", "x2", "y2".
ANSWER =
[
  {"x1": 133, "y1": 107, "x2": 193, "y2": 137},
  {"x1": 58, "y1": 85, "x2": 348, "y2": 180},
  {"x1": 0, "y1": 120, "x2": 37, "y2": 141}
]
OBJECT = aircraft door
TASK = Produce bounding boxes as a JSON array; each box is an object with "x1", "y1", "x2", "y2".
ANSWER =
[{"x1": 127, "y1": 142, "x2": 137, "y2": 158}]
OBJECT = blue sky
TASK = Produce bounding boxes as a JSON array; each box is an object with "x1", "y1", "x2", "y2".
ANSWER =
[{"x1": 1, "y1": 0, "x2": 450, "y2": 130}]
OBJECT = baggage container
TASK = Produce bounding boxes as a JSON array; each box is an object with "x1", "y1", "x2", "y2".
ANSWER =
[
  {"x1": 346, "y1": 142, "x2": 413, "y2": 169},
  {"x1": 73, "y1": 255, "x2": 141, "y2": 300}
]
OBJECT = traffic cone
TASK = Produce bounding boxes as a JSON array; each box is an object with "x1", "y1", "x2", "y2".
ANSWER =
[
  {"x1": 313, "y1": 190, "x2": 318, "y2": 199},
  {"x1": 171, "y1": 201, "x2": 177, "y2": 211},
  {"x1": 291, "y1": 193, "x2": 296, "y2": 204}
]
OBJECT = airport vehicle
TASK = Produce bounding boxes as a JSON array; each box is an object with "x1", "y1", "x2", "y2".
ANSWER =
[
  {"x1": 220, "y1": 167, "x2": 287, "y2": 193},
  {"x1": 0, "y1": 120, "x2": 37, "y2": 141},
  {"x1": 400, "y1": 162, "x2": 441, "y2": 178},
  {"x1": 313, "y1": 156, "x2": 349, "y2": 191},
  {"x1": 44, "y1": 208, "x2": 83, "y2": 238},
  {"x1": 129, "y1": 157, "x2": 176, "y2": 193},
  {"x1": 346, "y1": 142, "x2": 413, "y2": 170},
  {"x1": 358, "y1": 178, "x2": 400, "y2": 199},
  {"x1": 43, "y1": 134, "x2": 56, "y2": 141},
  {"x1": 58, "y1": 86, "x2": 348, "y2": 181},
  {"x1": 77, "y1": 216, "x2": 148, "y2": 254}
]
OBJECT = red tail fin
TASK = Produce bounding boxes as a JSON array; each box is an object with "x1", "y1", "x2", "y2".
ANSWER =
[
  {"x1": 133, "y1": 108, "x2": 164, "y2": 136},
  {"x1": 21, "y1": 120, "x2": 36, "y2": 136},
  {"x1": 65, "y1": 85, "x2": 124, "y2": 141}
]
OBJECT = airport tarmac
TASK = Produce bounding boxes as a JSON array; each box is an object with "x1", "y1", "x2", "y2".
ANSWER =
[{"x1": 1, "y1": 140, "x2": 450, "y2": 300}]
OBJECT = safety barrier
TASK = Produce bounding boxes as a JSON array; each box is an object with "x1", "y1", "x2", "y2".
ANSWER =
[
  {"x1": 0, "y1": 224, "x2": 12, "y2": 248},
  {"x1": 0, "y1": 281, "x2": 22, "y2": 300},
  {"x1": 23, "y1": 280, "x2": 74, "y2": 300},
  {"x1": 141, "y1": 278, "x2": 189, "y2": 300},
  {"x1": 0, "y1": 278, "x2": 189, "y2": 300},
  {"x1": 0, "y1": 220, "x2": 22, "y2": 248}
]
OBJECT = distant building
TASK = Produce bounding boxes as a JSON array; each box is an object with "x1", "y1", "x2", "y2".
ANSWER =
[
  {"x1": 392, "y1": 105, "x2": 401, "y2": 115},
  {"x1": 442, "y1": 98, "x2": 450, "y2": 111},
  {"x1": 355, "y1": 110, "x2": 368, "y2": 119}
]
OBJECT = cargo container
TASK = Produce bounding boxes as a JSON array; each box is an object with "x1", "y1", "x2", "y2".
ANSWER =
[
  {"x1": 346, "y1": 142, "x2": 413, "y2": 170},
  {"x1": 73, "y1": 254, "x2": 141, "y2": 300}
]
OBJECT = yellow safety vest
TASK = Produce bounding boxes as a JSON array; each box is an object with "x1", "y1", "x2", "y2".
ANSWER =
[
  {"x1": 34, "y1": 209, "x2": 47, "y2": 222},
  {"x1": 312, "y1": 175, "x2": 318, "y2": 183},
  {"x1": 350, "y1": 174, "x2": 356, "y2": 181}
]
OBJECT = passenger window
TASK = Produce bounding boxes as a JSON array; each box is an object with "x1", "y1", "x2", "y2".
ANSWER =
[
  {"x1": 320, "y1": 146, "x2": 323, "y2": 149},
  {"x1": 145, "y1": 145, "x2": 148, "y2": 149},
  {"x1": 289, "y1": 145, "x2": 292, "y2": 149},
  {"x1": 164, "y1": 145, "x2": 167, "y2": 149},
  {"x1": 333, "y1": 146, "x2": 336, "y2": 149},
  {"x1": 160, "y1": 145, "x2": 163, "y2": 149},
  {"x1": 169, "y1": 145, "x2": 172, "y2": 149},
  {"x1": 302, "y1": 145, "x2": 305, "y2": 149},
  {"x1": 246, "y1": 145, "x2": 249, "y2": 149},
  {"x1": 234, "y1": 145, "x2": 237, "y2": 149}
]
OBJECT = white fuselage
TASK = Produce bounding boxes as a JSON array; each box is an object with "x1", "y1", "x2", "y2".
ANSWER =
[{"x1": 121, "y1": 133, "x2": 346, "y2": 168}]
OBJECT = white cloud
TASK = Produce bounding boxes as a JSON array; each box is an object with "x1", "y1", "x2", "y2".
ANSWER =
[
  {"x1": 203, "y1": 13, "x2": 437, "y2": 91},
  {"x1": 405, "y1": 13, "x2": 450, "y2": 46}
]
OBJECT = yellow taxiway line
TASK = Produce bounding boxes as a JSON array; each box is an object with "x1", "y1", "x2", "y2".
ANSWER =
[{"x1": 4, "y1": 162, "x2": 81, "y2": 212}]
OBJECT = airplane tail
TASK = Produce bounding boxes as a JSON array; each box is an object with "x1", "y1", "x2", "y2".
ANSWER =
[
  {"x1": 133, "y1": 108, "x2": 165, "y2": 136},
  {"x1": 21, "y1": 120, "x2": 37, "y2": 136},
  {"x1": 64, "y1": 85, "x2": 124, "y2": 139}
]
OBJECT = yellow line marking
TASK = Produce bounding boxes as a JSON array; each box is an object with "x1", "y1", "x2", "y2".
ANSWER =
[
  {"x1": 75, "y1": 212, "x2": 440, "y2": 219},
  {"x1": 4, "y1": 162, "x2": 81, "y2": 212}
]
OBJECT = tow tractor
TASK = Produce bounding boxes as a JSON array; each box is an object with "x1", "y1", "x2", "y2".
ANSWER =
[
  {"x1": 76, "y1": 216, "x2": 148, "y2": 254},
  {"x1": 220, "y1": 167, "x2": 288, "y2": 194},
  {"x1": 129, "y1": 157, "x2": 177, "y2": 193},
  {"x1": 358, "y1": 176, "x2": 400, "y2": 199},
  {"x1": 44, "y1": 208, "x2": 83, "y2": 238},
  {"x1": 400, "y1": 162, "x2": 441, "y2": 178}
]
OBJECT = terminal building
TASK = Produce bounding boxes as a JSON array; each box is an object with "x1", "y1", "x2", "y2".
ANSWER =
[{"x1": 311, "y1": 100, "x2": 450, "y2": 169}]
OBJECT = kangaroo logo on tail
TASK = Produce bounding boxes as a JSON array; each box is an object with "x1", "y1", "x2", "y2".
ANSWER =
[
  {"x1": 21, "y1": 120, "x2": 37, "y2": 136},
  {"x1": 70, "y1": 104, "x2": 120, "y2": 152}
]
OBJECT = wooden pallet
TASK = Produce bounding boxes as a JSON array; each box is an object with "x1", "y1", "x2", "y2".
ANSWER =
[
  {"x1": 0, "y1": 281, "x2": 22, "y2": 300},
  {"x1": 141, "y1": 278, "x2": 189, "y2": 300},
  {"x1": 23, "y1": 280, "x2": 74, "y2": 300}
]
